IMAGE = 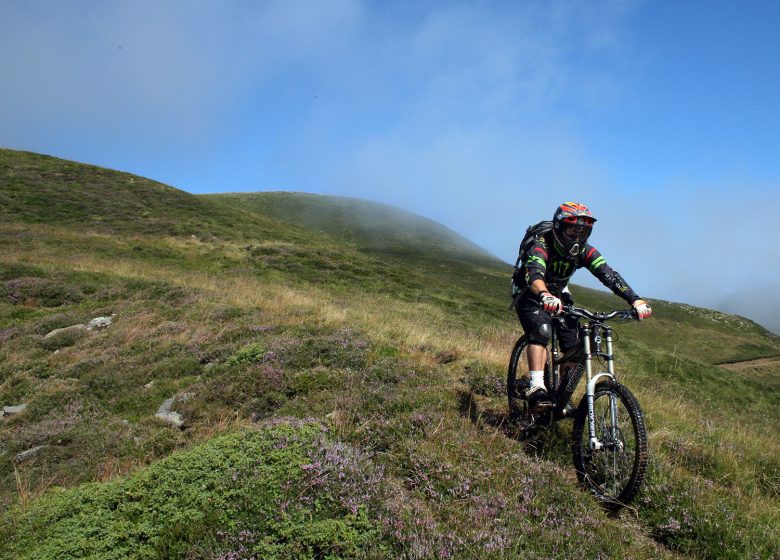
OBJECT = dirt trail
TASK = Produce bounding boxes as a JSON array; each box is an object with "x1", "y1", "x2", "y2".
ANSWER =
[{"x1": 718, "y1": 355, "x2": 780, "y2": 372}]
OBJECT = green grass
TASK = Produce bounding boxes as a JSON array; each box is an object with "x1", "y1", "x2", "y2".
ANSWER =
[
  {"x1": 1, "y1": 148, "x2": 779, "y2": 559},
  {"x1": 1, "y1": 421, "x2": 388, "y2": 560}
]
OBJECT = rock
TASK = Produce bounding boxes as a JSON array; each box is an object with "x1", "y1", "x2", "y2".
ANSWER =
[
  {"x1": 44, "y1": 324, "x2": 86, "y2": 339},
  {"x1": 156, "y1": 396, "x2": 176, "y2": 415},
  {"x1": 155, "y1": 411, "x2": 184, "y2": 428},
  {"x1": 154, "y1": 392, "x2": 193, "y2": 429},
  {"x1": 86, "y1": 316, "x2": 113, "y2": 330},
  {"x1": 3, "y1": 404, "x2": 28, "y2": 416},
  {"x1": 144, "y1": 381, "x2": 155, "y2": 389},
  {"x1": 16, "y1": 445, "x2": 45, "y2": 463}
]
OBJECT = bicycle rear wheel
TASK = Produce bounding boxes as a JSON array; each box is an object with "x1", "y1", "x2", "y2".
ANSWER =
[
  {"x1": 507, "y1": 336, "x2": 529, "y2": 419},
  {"x1": 572, "y1": 382, "x2": 648, "y2": 509},
  {"x1": 507, "y1": 336, "x2": 553, "y2": 425}
]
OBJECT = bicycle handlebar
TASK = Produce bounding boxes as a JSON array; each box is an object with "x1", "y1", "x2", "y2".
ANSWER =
[
  {"x1": 527, "y1": 299, "x2": 639, "y2": 322},
  {"x1": 561, "y1": 305, "x2": 637, "y2": 322}
]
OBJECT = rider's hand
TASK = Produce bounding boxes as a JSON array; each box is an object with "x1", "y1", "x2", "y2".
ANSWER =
[
  {"x1": 633, "y1": 299, "x2": 652, "y2": 320},
  {"x1": 540, "y1": 292, "x2": 562, "y2": 314}
]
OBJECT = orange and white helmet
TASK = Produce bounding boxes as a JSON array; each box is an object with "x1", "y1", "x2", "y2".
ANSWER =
[{"x1": 552, "y1": 202, "x2": 596, "y2": 256}]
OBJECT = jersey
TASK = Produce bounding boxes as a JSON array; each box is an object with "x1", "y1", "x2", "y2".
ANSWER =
[{"x1": 522, "y1": 232, "x2": 640, "y2": 304}]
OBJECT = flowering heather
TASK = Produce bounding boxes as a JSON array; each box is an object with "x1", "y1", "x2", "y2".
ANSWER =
[
  {"x1": 11, "y1": 399, "x2": 85, "y2": 448},
  {"x1": 302, "y1": 436, "x2": 386, "y2": 515},
  {"x1": 250, "y1": 325, "x2": 275, "y2": 333},
  {"x1": 213, "y1": 528, "x2": 259, "y2": 560},
  {"x1": 0, "y1": 327, "x2": 18, "y2": 343},
  {"x1": 255, "y1": 364, "x2": 284, "y2": 391}
]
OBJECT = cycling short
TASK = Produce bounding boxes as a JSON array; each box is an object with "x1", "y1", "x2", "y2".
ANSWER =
[{"x1": 515, "y1": 291, "x2": 580, "y2": 352}]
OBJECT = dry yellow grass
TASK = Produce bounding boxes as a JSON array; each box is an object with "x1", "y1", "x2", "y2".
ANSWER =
[{"x1": 2, "y1": 231, "x2": 518, "y2": 372}]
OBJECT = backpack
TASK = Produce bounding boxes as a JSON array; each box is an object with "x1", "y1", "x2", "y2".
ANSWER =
[{"x1": 510, "y1": 220, "x2": 553, "y2": 298}]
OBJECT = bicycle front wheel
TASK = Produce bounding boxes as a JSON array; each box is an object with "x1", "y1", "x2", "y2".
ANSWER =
[{"x1": 572, "y1": 382, "x2": 648, "y2": 509}]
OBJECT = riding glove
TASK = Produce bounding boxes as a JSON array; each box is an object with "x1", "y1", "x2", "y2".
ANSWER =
[
  {"x1": 633, "y1": 299, "x2": 652, "y2": 320},
  {"x1": 540, "y1": 292, "x2": 562, "y2": 314}
]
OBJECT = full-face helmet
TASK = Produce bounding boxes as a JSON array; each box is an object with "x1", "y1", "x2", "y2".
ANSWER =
[{"x1": 552, "y1": 202, "x2": 596, "y2": 256}]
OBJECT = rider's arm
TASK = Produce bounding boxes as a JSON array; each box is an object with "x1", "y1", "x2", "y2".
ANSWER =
[
  {"x1": 529, "y1": 278, "x2": 552, "y2": 298},
  {"x1": 523, "y1": 239, "x2": 550, "y2": 298},
  {"x1": 582, "y1": 245, "x2": 641, "y2": 304}
]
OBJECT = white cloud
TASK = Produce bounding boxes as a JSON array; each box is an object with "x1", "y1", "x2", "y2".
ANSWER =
[{"x1": 0, "y1": 0, "x2": 361, "y2": 147}]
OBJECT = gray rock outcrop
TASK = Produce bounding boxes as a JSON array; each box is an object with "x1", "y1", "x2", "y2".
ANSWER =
[
  {"x1": 2, "y1": 404, "x2": 28, "y2": 417},
  {"x1": 44, "y1": 315, "x2": 115, "y2": 339},
  {"x1": 16, "y1": 445, "x2": 45, "y2": 463},
  {"x1": 44, "y1": 324, "x2": 86, "y2": 339},
  {"x1": 155, "y1": 392, "x2": 194, "y2": 428},
  {"x1": 86, "y1": 316, "x2": 113, "y2": 330}
]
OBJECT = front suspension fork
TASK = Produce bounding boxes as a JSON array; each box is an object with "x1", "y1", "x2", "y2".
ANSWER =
[{"x1": 583, "y1": 325, "x2": 616, "y2": 450}]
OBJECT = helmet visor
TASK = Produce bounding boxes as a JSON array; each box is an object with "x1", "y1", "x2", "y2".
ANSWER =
[{"x1": 562, "y1": 223, "x2": 592, "y2": 243}]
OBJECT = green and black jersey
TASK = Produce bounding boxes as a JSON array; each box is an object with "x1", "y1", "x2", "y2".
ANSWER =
[{"x1": 523, "y1": 232, "x2": 640, "y2": 304}]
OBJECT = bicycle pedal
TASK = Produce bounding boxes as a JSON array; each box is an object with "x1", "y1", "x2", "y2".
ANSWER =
[{"x1": 555, "y1": 404, "x2": 577, "y2": 419}]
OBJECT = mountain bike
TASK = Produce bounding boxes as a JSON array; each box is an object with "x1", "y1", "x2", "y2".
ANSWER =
[{"x1": 507, "y1": 304, "x2": 648, "y2": 509}]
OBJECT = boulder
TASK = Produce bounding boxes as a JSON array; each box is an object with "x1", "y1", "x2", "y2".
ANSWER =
[
  {"x1": 86, "y1": 316, "x2": 113, "y2": 330},
  {"x1": 16, "y1": 445, "x2": 45, "y2": 463},
  {"x1": 44, "y1": 324, "x2": 86, "y2": 339},
  {"x1": 155, "y1": 411, "x2": 184, "y2": 428},
  {"x1": 2, "y1": 404, "x2": 28, "y2": 416},
  {"x1": 154, "y1": 392, "x2": 194, "y2": 429}
]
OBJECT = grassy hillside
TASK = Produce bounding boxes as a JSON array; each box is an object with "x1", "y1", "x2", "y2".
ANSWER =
[
  {"x1": 0, "y1": 149, "x2": 778, "y2": 559},
  {"x1": 207, "y1": 191, "x2": 494, "y2": 262}
]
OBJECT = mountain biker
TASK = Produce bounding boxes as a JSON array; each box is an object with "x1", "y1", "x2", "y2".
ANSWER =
[{"x1": 513, "y1": 202, "x2": 652, "y2": 413}]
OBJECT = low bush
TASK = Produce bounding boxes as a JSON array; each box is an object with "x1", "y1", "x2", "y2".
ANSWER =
[{"x1": 0, "y1": 420, "x2": 389, "y2": 560}]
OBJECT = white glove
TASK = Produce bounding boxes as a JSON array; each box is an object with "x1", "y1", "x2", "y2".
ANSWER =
[
  {"x1": 540, "y1": 292, "x2": 562, "y2": 314},
  {"x1": 633, "y1": 299, "x2": 652, "y2": 320}
]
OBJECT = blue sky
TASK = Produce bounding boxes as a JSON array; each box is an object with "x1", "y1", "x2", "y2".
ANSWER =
[{"x1": 2, "y1": 0, "x2": 779, "y2": 333}]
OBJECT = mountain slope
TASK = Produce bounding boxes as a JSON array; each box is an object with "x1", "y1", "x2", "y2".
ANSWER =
[
  {"x1": 0, "y1": 149, "x2": 313, "y2": 244},
  {"x1": 208, "y1": 191, "x2": 496, "y2": 262},
  {"x1": 0, "y1": 149, "x2": 778, "y2": 559}
]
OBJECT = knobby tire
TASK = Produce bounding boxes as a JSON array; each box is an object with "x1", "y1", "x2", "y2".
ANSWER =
[
  {"x1": 507, "y1": 336, "x2": 528, "y2": 419},
  {"x1": 507, "y1": 336, "x2": 554, "y2": 433},
  {"x1": 571, "y1": 381, "x2": 648, "y2": 510}
]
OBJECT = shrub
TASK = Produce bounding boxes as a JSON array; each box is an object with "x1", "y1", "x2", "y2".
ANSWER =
[
  {"x1": 226, "y1": 343, "x2": 266, "y2": 367},
  {"x1": 0, "y1": 420, "x2": 389, "y2": 560}
]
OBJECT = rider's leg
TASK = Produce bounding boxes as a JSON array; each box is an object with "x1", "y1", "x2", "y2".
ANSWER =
[
  {"x1": 524, "y1": 328, "x2": 552, "y2": 408},
  {"x1": 527, "y1": 343, "x2": 548, "y2": 394},
  {"x1": 525, "y1": 324, "x2": 551, "y2": 393},
  {"x1": 516, "y1": 293, "x2": 554, "y2": 408},
  {"x1": 527, "y1": 343, "x2": 547, "y2": 371}
]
